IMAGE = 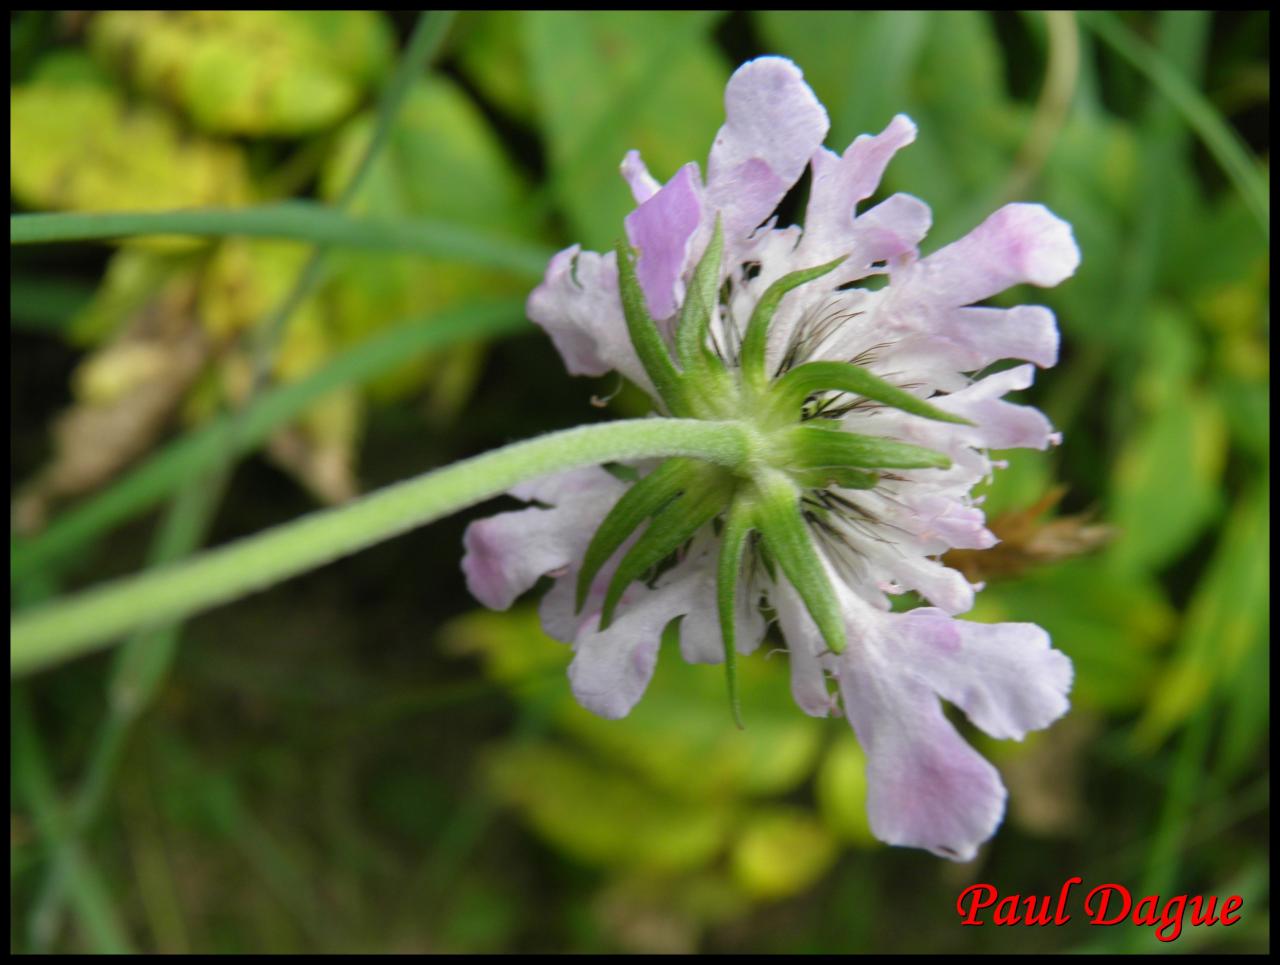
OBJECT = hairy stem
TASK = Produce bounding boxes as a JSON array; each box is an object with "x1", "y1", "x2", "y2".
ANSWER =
[{"x1": 11, "y1": 419, "x2": 752, "y2": 677}]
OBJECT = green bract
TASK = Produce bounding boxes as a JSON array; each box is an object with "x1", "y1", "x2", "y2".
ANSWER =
[{"x1": 579, "y1": 233, "x2": 962, "y2": 721}]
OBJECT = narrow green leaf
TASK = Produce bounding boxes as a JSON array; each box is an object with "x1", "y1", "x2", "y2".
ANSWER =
[
  {"x1": 13, "y1": 690, "x2": 132, "y2": 953},
  {"x1": 10, "y1": 203, "x2": 554, "y2": 277},
  {"x1": 791, "y1": 467, "x2": 879, "y2": 491},
  {"x1": 1080, "y1": 11, "x2": 1269, "y2": 240},
  {"x1": 785, "y1": 424, "x2": 951, "y2": 470},
  {"x1": 575, "y1": 457, "x2": 705, "y2": 610},
  {"x1": 769, "y1": 360, "x2": 973, "y2": 425},
  {"x1": 739, "y1": 256, "x2": 847, "y2": 388},
  {"x1": 599, "y1": 476, "x2": 730, "y2": 628},
  {"x1": 752, "y1": 471, "x2": 846, "y2": 656},
  {"x1": 615, "y1": 241, "x2": 688, "y2": 414},
  {"x1": 675, "y1": 215, "x2": 724, "y2": 371},
  {"x1": 717, "y1": 496, "x2": 755, "y2": 729}
]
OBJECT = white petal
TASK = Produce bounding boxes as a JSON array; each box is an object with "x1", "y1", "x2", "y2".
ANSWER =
[
  {"x1": 620, "y1": 149, "x2": 660, "y2": 203},
  {"x1": 526, "y1": 246, "x2": 655, "y2": 394},
  {"x1": 833, "y1": 643, "x2": 1007, "y2": 861},
  {"x1": 909, "y1": 203, "x2": 1081, "y2": 308},
  {"x1": 895, "y1": 608, "x2": 1073, "y2": 741},
  {"x1": 461, "y1": 467, "x2": 626, "y2": 612},
  {"x1": 802, "y1": 114, "x2": 919, "y2": 261},
  {"x1": 707, "y1": 57, "x2": 829, "y2": 244},
  {"x1": 771, "y1": 579, "x2": 840, "y2": 717}
]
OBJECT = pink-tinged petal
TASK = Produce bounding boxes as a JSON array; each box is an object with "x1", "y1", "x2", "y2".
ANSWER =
[
  {"x1": 833, "y1": 645, "x2": 1007, "y2": 861},
  {"x1": 568, "y1": 566, "x2": 701, "y2": 718},
  {"x1": 672, "y1": 545, "x2": 767, "y2": 664},
  {"x1": 568, "y1": 620, "x2": 663, "y2": 719},
  {"x1": 710, "y1": 157, "x2": 790, "y2": 247},
  {"x1": 933, "y1": 365, "x2": 1060, "y2": 451},
  {"x1": 707, "y1": 57, "x2": 829, "y2": 239},
  {"x1": 526, "y1": 246, "x2": 654, "y2": 392},
  {"x1": 896, "y1": 608, "x2": 1073, "y2": 741},
  {"x1": 621, "y1": 149, "x2": 660, "y2": 203},
  {"x1": 461, "y1": 467, "x2": 625, "y2": 612},
  {"x1": 803, "y1": 114, "x2": 918, "y2": 258},
  {"x1": 911, "y1": 203, "x2": 1081, "y2": 308},
  {"x1": 940, "y1": 305, "x2": 1061, "y2": 370},
  {"x1": 857, "y1": 490, "x2": 996, "y2": 552},
  {"x1": 625, "y1": 162, "x2": 705, "y2": 320},
  {"x1": 772, "y1": 580, "x2": 840, "y2": 717},
  {"x1": 843, "y1": 192, "x2": 932, "y2": 266},
  {"x1": 865, "y1": 547, "x2": 974, "y2": 615}
]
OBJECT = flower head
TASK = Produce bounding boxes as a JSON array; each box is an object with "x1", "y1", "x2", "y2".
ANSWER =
[{"x1": 463, "y1": 57, "x2": 1079, "y2": 861}]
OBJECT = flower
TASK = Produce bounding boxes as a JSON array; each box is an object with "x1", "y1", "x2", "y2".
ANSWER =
[{"x1": 462, "y1": 56, "x2": 1079, "y2": 861}]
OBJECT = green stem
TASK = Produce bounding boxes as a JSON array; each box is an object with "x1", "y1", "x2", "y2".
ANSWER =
[
  {"x1": 11, "y1": 419, "x2": 752, "y2": 677},
  {"x1": 13, "y1": 689, "x2": 132, "y2": 953},
  {"x1": 8, "y1": 203, "x2": 553, "y2": 275}
]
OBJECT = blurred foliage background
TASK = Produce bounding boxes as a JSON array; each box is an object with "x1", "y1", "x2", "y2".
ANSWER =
[{"x1": 9, "y1": 10, "x2": 1269, "y2": 954}]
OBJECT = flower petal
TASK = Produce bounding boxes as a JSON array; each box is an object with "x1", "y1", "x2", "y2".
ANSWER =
[
  {"x1": 772, "y1": 579, "x2": 840, "y2": 717},
  {"x1": 461, "y1": 467, "x2": 625, "y2": 611},
  {"x1": 843, "y1": 192, "x2": 932, "y2": 267},
  {"x1": 896, "y1": 608, "x2": 1073, "y2": 741},
  {"x1": 707, "y1": 57, "x2": 829, "y2": 240},
  {"x1": 621, "y1": 149, "x2": 660, "y2": 204},
  {"x1": 526, "y1": 246, "x2": 654, "y2": 392},
  {"x1": 833, "y1": 643, "x2": 1007, "y2": 861},
  {"x1": 672, "y1": 542, "x2": 768, "y2": 664},
  {"x1": 910, "y1": 203, "x2": 1081, "y2": 308},
  {"x1": 568, "y1": 616, "x2": 664, "y2": 719},
  {"x1": 933, "y1": 364, "x2": 1061, "y2": 451},
  {"x1": 624, "y1": 162, "x2": 705, "y2": 320},
  {"x1": 940, "y1": 304, "x2": 1061, "y2": 370},
  {"x1": 569, "y1": 576, "x2": 695, "y2": 719},
  {"x1": 802, "y1": 114, "x2": 918, "y2": 260}
]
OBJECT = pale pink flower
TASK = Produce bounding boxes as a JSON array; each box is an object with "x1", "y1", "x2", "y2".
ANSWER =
[{"x1": 463, "y1": 57, "x2": 1078, "y2": 861}]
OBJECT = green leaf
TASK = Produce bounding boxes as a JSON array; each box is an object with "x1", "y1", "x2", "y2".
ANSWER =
[
  {"x1": 600, "y1": 471, "x2": 732, "y2": 626},
  {"x1": 866, "y1": 11, "x2": 1023, "y2": 242},
  {"x1": 739, "y1": 257, "x2": 847, "y2": 389},
  {"x1": 575, "y1": 457, "x2": 705, "y2": 611},
  {"x1": 1110, "y1": 387, "x2": 1227, "y2": 571},
  {"x1": 752, "y1": 471, "x2": 846, "y2": 656},
  {"x1": 716, "y1": 497, "x2": 755, "y2": 729},
  {"x1": 1081, "y1": 11, "x2": 1269, "y2": 240},
  {"x1": 675, "y1": 216, "x2": 725, "y2": 372},
  {"x1": 10, "y1": 79, "x2": 250, "y2": 224},
  {"x1": 10, "y1": 277, "x2": 98, "y2": 334},
  {"x1": 484, "y1": 739, "x2": 729, "y2": 873},
  {"x1": 768, "y1": 360, "x2": 973, "y2": 425},
  {"x1": 87, "y1": 11, "x2": 395, "y2": 136},
  {"x1": 454, "y1": 12, "x2": 536, "y2": 119},
  {"x1": 615, "y1": 241, "x2": 689, "y2": 414},
  {"x1": 730, "y1": 806, "x2": 838, "y2": 899},
  {"x1": 790, "y1": 467, "x2": 879, "y2": 491},
  {"x1": 317, "y1": 72, "x2": 539, "y2": 400},
  {"x1": 1137, "y1": 479, "x2": 1269, "y2": 746},
  {"x1": 448, "y1": 606, "x2": 822, "y2": 800},
  {"x1": 11, "y1": 205, "x2": 553, "y2": 277},
  {"x1": 784, "y1": 424, "x2": 951, "y2": 470},
  {"x1": 523, "y1": 11, "x2": 727, "y2": 250}
]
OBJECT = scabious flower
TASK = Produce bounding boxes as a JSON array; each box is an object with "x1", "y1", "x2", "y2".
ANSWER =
[{"x1": 462, "y1": 57, "x2": 1078, "y2": 861}]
